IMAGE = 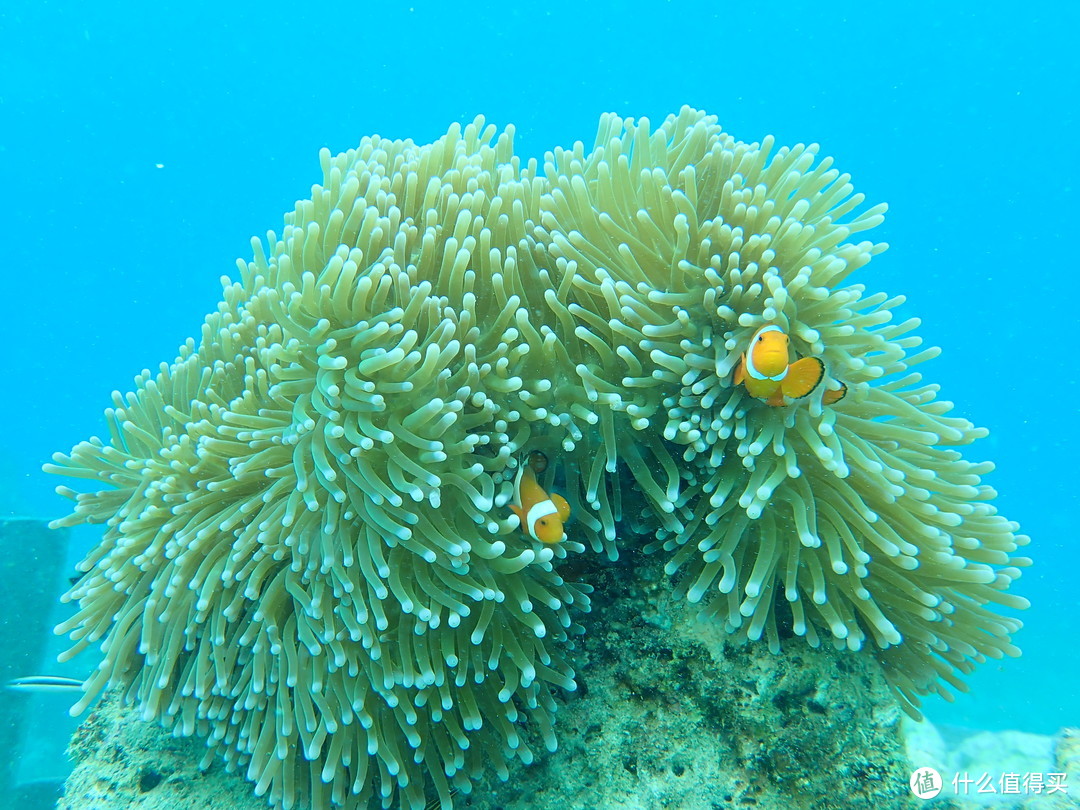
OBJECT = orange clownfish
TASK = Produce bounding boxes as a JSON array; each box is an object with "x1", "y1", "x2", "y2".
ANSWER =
[
  {"x1": 509, "y1": 458, "x2": 570, "y2": 544},
  {"x1": 733, "y1": 325, "x2": 846, "y2": 407}
]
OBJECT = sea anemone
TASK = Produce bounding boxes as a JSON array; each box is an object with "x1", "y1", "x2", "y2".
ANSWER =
[
  {"x1": 534, "y1": 109, "x2": 1030, "y2": 715},
  {"x1": 47, "y1": 109, "x2": 1028, "y2": 810},
  {"x1": 48, "y1": 120, "x2": 590, "y2": 810}
]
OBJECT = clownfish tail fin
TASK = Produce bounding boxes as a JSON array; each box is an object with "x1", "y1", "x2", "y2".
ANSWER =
[
  {"x1": 823, "y1": 381, "x2": 848, "y2": 405},
  {"x1": 781, "y1": 357, "x2": 825, "y2": 399}
]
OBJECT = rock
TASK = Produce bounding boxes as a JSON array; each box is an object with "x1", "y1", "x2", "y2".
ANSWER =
[
  {"x1": 59, "y1": 554, "x2": 920, "y2": 810},
  {"x1": 60, "y1": 691, "x2": 265, "y2": 810}
]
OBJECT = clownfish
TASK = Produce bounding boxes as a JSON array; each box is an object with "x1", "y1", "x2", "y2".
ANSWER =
[
  {"x1": 509, "y1": 454, "x2": 570, "y2": 544},
  {"x1": 733, "y1": 325, "x2": 847, "y2": 407}
]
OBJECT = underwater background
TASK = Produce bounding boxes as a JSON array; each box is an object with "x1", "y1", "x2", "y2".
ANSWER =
[{"x1": 0, "y1": 0, "x2": 1076, "y2": 801}]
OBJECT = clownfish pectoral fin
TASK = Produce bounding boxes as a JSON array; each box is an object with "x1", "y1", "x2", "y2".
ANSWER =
[
  {"x1": 823, "y1": 381, "x2": 848, "y2": 405},
  {"x1": 780, "y1": 357, "x2": 824, "y2": 400},
  {"x1": 551, "y1": 492, "x2": 570, "y2": 522},
  {"x1": 732, "y1": 355, "x2": 747, "y2": 386},
  {"x1": 765, "y1": 389, "x2": 786, "y2": 407}
]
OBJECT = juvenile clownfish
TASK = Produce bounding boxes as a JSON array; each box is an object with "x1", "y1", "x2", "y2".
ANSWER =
[
  {"x1": 509, "y1": 457, "x2": 570, "y2": 544},
  {"x1": 732, "y1": 325, "x2": 847, "y2": 407}
]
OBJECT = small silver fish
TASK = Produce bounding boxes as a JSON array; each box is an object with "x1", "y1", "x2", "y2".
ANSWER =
[{"x1": 6, "y1": 675, "x2": 84, "y2": 694}]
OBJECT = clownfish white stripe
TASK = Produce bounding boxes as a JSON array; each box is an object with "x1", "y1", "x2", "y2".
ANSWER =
[
  {"x1": 525, "y1": 500, "x2": 559, "y2": 541},
  {"x1": 511, "y1": 466, "x2": 526, "y2": 507},
  {"x1": 745, "y1": 325, "x2": 788, "y2": 381},
  {"x1": 748, "y1": 364, "x2": 788, "y2": 382}
]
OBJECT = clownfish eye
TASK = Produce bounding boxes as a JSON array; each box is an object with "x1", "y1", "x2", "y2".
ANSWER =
[{"x1": 539, "y1": 519, "x2": 548, "y2": 526}]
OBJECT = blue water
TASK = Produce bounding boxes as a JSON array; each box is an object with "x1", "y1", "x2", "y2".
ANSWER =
[{"x1": 0, "y1": 0, "x2": 1075, "y2": 767}]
